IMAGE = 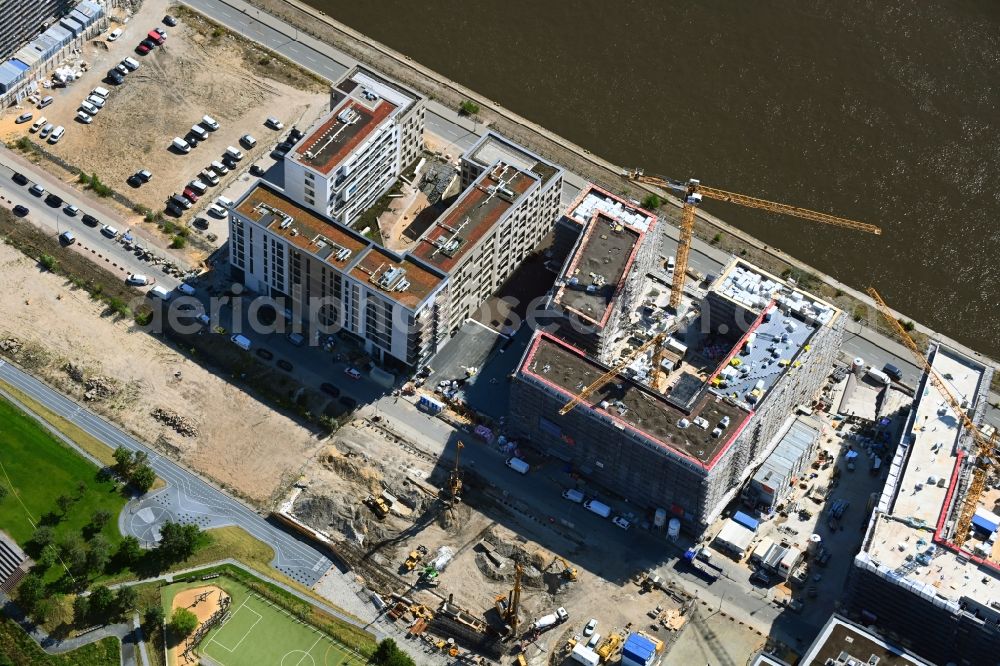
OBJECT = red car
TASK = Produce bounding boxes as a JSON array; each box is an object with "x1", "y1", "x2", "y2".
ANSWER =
[
  {"x1": 148, "y1": 29, "x2": 165, "y2": 45},
  {"x1": 136, "y1": 42, "x2": 151, "y2": 54},
  {"x1": 182, "y1": 187, "x2": 200, "y2": 202}
]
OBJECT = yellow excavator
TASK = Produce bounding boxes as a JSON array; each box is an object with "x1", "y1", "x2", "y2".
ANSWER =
[{"x1": 551, "y1": 555, "x2": 578, "y2": 581}]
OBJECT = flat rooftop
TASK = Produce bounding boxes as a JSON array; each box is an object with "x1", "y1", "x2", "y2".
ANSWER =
[
  {"x1": 553, "y1": 212, "x2": 643, "y2": 328},
  {"x1": 348, "y1": 246, "x2": 443, "y2": 309},
  {"x1": 465, "y1": 132, "x2": 560, "y2": 185},
  {"x1": 566, "y1": 184, "x2": 657, "y2": 233},
  {"x1": 713, "y1": 259, "x2": 839, "y2": 326},
  {"x1": 412, "y1": 163, "x2": 537, "y2": 273},
  {"x1": 801, "y1": 615, "x2": 932, "y2": 666},
  {"x1": 292, "y1": 97, "x2": 396, "y2": 176},
  {"x1": 520, "y1": 333, "x2": 751, "y2": 468},
  {"x1": 235, "y1": 183, "x2": 442, "y2": 309},
  {"x1": 860, "y1": 344, "x2": 997, "y2": 608}
]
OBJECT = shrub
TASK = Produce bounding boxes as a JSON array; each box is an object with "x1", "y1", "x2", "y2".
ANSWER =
[
  {"x1": 39, "y1": 254, "x2": 58, "y2": 271},
  {"x1": 15, "y1": 136, "x2": 31, "y2": 151},
  {"x1": 711, "y1": 233, "x2": 722, "y2": 245},
  {"x1": 211, "y1": 28, "x2": 224, "y2": 38},
  {"x1": 170, "y1": 607, "x2": 198, "y2": 637},
  {"x1": 902, "y1": 320, "x2": 916, "y2": 332},
  {"x1": 458, "y1": 100, "x2": 480, "y2": 116},
  {"x1": 641, "y1": 194, "x2": 662, "y2": 210},
  {"x1": 170, "y1": 235, "x2": 187, "y2": 249},
  {"x1": 259, "y1": 56, "x2": 271, "y2": 66},
  {"x1": 134, "y1": 310, "x2": 153, "y2": 326}
]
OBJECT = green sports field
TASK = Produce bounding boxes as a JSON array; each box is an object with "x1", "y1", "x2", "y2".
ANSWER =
[{"x1": 163, "y1": 577, "x2": 365, "y2": 666}]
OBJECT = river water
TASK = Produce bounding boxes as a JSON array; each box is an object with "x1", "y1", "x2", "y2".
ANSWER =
[{"x1": 308, "y1": 0, "x2": 1000, "y2": 357}]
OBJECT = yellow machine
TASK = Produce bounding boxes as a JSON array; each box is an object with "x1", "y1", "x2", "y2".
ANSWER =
[
  {"x1": 596, "y1": 632, "x2": 623, "y2": 662},
  {"x1": 404, "y1": 545, "x2": 428, "y2": 571},
  {"x1": 868, "y1": 287, "x2": 999, "y2": 548},
  {"x1": 552, "y1": 556, "x2": 578, "y2": 581},
  {"x1": 364, "y1": 494, "x2": 390, "y2": 519},
  {"x1": 448, "y1": 441, "x2": 465, "y2": 501},
  {"x1": 627, "y1": 170, "x2": 881, "y2": 309}
]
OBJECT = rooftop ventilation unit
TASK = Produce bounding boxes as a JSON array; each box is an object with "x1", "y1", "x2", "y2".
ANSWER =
[{"x1": 337, "y1": 107, "x2": 360, "y2": 125}]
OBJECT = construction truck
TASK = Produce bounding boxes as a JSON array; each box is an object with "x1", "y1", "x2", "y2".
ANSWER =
[
  {"x1": 596, "y1": 632, "x2": 623, "y2": 662},
  {"x1": 418, "y1": 565, "x2": 440, "y2": 587},
  {"x1": 364, "y1": 494, "x2": 390, "y2": 519},
  {"x1": 530, "y1": 607, "x2": 568, "y2": 632},
  {"x1": 404, "y1": 545, "x2": 428, "y2": 571}
]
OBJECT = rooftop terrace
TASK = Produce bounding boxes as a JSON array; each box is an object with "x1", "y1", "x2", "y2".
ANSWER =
[
  {"x1": 520, "y1": 333, "x2": 751, "y2": 468},
  {"x1": 412, "y1": 163, "x2": 537, "y2": 273},
  {"x1": 553, "y1": 212, "x2": 643, "y2": 328},
  {"x1": 860, "y1": 344, "x2": 997, "y2": 608},
  {"x1": 292, "y1": 97, "x2": 396, "y2": 176}
]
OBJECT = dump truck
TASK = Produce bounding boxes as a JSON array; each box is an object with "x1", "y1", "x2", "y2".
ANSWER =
[{"x1": 364, "y1": 494, "x2": 390, "y2": 519}]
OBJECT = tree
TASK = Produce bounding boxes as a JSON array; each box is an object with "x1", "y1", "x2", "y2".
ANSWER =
[
  {"x1": 641, "y1": 194, "x2": 662, "y2": 210},
  {"x1": 89, "y1": 585, "x2": 114, "y2": 619},
  {"x1": 36, "y1": 544, "x2": 59, "y2": 571},
  {"x1": 32, "y1": 525, "x2": 55, "y2": 551},
  {"x1": 73, "y1": 595, "x2": 90, "y2": 624},
  {"x1": 458, "y1": 100, "x2": 480, "y2": 117},
  {"x1": 17, "y1": 574, "x2": 44, "y2": 611},
  {"x1": 113, "y1": 446, "x2": 134, "y2": 477},
  {"x1": 133, "y1": 450, "x2": 149, "y2": 467},
  {"x1": 157, "y1": 521, "x2": 202, "y2": 563},
  {"x1": 169, "y1": 607, "x2": 199, "y2": 637},
  {"x1": 144, "y1": 604, "x2": 165, "y2": 628},
  {"x1": 0, "y1": 485, "x2": 7, "y2": 502},
  {"x1": 86, "y1": 535, "x2": 111, "y2": 575},
  {"x1": 115, "y1": 586, "x2": 138, "y2": 618},
  {"x1": 90, "y1": 509, "x2": 112, "y2": 532},
  {"x1": 116, "y1": 535, "x2": 142, "y2": 567},
  {"x1": 132, "y1": 464, "x2": 156, "y2": 493},
  {"x1": 371, "y1": 638, "x2": 416, "y2": 666},
  {"x1": 56, "y1": 493, "x2": 74, "y2": 515}
]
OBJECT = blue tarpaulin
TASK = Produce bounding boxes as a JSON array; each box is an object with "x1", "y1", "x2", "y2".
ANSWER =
[{"x1": 733, "y1": 510, "x2": 760, "y2": 531}]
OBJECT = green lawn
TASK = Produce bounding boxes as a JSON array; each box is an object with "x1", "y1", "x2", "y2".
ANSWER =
[
  {"x1": 162, "y1": 577, "x2": 367, "y2": 666},
  {"x1": 0, "y1": 615, "x2": 119, "y2": 665},
  {"x1": 0, "y1": 397, "x2": 126, "y2": 576}
]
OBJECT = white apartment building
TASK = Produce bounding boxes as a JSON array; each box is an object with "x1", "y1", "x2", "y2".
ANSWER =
[{"x1": 283, "y1": 66, "x2": 424, "y2": 226}]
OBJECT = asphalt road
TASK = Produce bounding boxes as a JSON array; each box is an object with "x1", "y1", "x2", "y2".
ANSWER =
[
  {"x1": 0, "y1": 359, "x2": 335, "y2": 588},
  {"x1": 0, "y1": 148, "x2": 187, "y2": 291}
]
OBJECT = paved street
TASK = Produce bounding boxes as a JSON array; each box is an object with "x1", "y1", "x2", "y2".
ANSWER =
[
  {"x1": 0, "y1": 359, "x2": 335, "y2": 588},
  {"x1": 0, "y1": 147, "x2": 187, "y2": 291}
]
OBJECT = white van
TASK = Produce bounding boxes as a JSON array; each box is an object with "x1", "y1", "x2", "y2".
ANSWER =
[
  {"x1": 230, "y1": 334, "x2": 251, "y2": 351},
  {"x1": 148, "y1": 285, "x2": 172, "y2": 300},
  {"x1": 201, "y1": 115, "x2": 219, "y2": 130},
  {"x1": 587, "y1": 633, "x2": 601, "y2": 649},
  {"x1": 80, "y1": 100, "x2": 99, "y2": 116},
  {"x1": 172, "y1": 137, "x2": 191, "y2": 153},
  {"x1": 38, "y1": 95, "x2": 54, "y2": 109},
  {"x1": 505, "y1": 457, "x2": 529, "y2": 475},
  {"x1": 48, "y1": 126, "x2": 65, "y2": 143},
  {"x1": 30, "y1": 116, "x2": 47, "y2": 132},
  {"x1": 225, "y1": 146, "x2": 244, "y2": 161},
  {"x1": 210, "y1": 160, "x2": 229, "y2": 175},
  {"x1": 583, "y1": 499, "x2": 611, "y2": 518},
  {"x1": 215, "y1": 195, "x2": 233, "y2": 208},
  {"x1": 188, "y1": 179, "x2": 208, "y2": 195},
  {"x1": 190, "y1": 124, "x2": 208, "y2": 140},
  {"x1": 561, "y1": 489, "x2": 585, "y2": 504},
  {"x1": 91, "y1": 86, "x2": 110, "y2": 99},
  {"x1": 200, "y1": 169, "x2": 219, "y2": 185},
  {"x1": 175, "y1": 283, "x2": 196, "y2": 296}
]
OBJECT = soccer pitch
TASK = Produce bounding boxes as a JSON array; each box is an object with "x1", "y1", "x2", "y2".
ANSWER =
[{"x1": 164, "y1": 578, "x2": 365, "y2": 666}]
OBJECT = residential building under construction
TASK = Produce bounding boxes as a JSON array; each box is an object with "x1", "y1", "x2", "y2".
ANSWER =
[
  {"x1": 846, "y1": 343, "x2": 999, "y2": 666},
  {"x1": 510, "y1": 254, "x2": 844, "y2": 530}
]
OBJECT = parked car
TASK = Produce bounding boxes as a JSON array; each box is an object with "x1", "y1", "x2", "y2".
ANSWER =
[
  {"x1": 136, "y1": 41, "x2": 152, "y2": 55},
  {"x1": 163, "y1": 15, "x2": 178, "y2": 27},
  {"x1": 750, "y1": 570, "x2": 771, "y2": 586},
  {"x1": 45, "y1": 193, "x2": 62, "y2": 207},
  {"x1": 82, "y1": 213, "x2": 99, "y2": 227},
  {"x1": 116, "y1": 63, "x2": 129, "y2": 76},
  {"x1": 249, "y1": 164, "x2": 265, "y2": 177},
  {"x1": 126, "y1": 274, "x2": 153, "y2": 286},
  {"x1": 48, "y1": 126, "x2": 64, "y2": 143},
  {"x1": 182, "y1": 187, "x2": 199, "y2": 202},
  {"x1": 63, "y1": 204, "x2": 79, "y2": 216},
  {"x1": 59, "y1": 230, "x2": 76, "y2": 245},
  {"x1": 108, "y1": 28, "x2": 123, "y2": 41},
  {"x1": 207, "y1": 204, "x2": 226, "y2": 218},
  {"x1": 12, "y1": 205, "x2": 29, "y2": 216},
  {"x1": 39, "y1": 123, "x2": 54, "y2": 138},
  {"x1": 30, "y1": 117, "x2": 46, "y2": 132},
  {"x1": 28, "y1": 183, "x2": 45, "y2": 197},
  {"x1": 583, "y1": 619, "x2": 597, "y2": 637},
  {"x1": 344, "y1": 367, "x2": 362, "y2": 380},
  {"x1": 255, "y1": 348, "x2": 273, "y2": 361},
  {"x1": 122, "y1": 57, "x2": 140, "y2": 71},
  {"x1": 76, "y1": 111, "x2": 93, "y2": 124},
  {"x1": 240, "y1": 134, "x2": 256, "y2": 148},
  {"x1": 12, "y1": 172, "x2": 28, "y2": 185},
  {"x1": 80, "y1": 101, "x2": 99, "y2": 116},
  {"x1": 320, "y1": 383, "x2": 340, "y2": 398},
  {"x1": 277, "y1": 359, "x2": 293, "y2": 372},
  {"x1": 154, "y1": 27, "x2": 167, "y2": 38},
  {"x1": 612, "y1": 516, "x2": 631, "y2": 530},
  {"x1": 100, "y1": 224, "x2": 119, "y2": 238},
  {"x1": 15, "y1": 112, "x2": 33, "y2": 124},
  {"x1": 192, "y1": 216, "x2": 209, "y2": 229},
  {"x1": 86, "y1": 95, "x2": 105, "y2": 109},
  {"x1": 265, "y1": 116, "x2": 283, "y2": 130},
  {"x1": 107, "y1": 70, "x2": 124, "y2": 85}
]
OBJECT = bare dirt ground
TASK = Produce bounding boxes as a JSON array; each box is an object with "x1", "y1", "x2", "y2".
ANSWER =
[
  {"x1": 169, "y1": 585, "x2": 229, "y2": 666},
  {"x1": 0, "y1": 242, "x2": 326, "y2": 505},
  {"x1": 0, "y1": 0, "x2": 327, "y2": 257},
  {"x1": 378, "y1": 184, "x2": 429, "y2": 253},
  {"x1": 288, "y1": 419, "x2": 692, "y2": 663}
]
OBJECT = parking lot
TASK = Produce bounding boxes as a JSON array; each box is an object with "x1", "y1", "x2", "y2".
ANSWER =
[{"x1": 0, "y1": 0, "x2": 327, "y2": 229}]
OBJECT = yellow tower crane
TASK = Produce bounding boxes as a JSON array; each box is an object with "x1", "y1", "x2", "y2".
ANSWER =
[
  {"x1": 626, "y1": 170, "x2": 883, "y2": 309},
  {"x1": 867, "y1": 287, "x2": 998, "y2": 548},
  {"x1": 559, "y1": 332, "x2": 667, "y2": 416}
]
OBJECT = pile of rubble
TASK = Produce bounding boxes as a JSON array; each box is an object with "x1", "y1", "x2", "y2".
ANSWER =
[
  {"x1": 0, "y1": 338, "x2": 22, "y2": 356},
  {"x1": 473, "y1": 527, "x2": 546, "y2": 585},
  {"x1": 151, "y1": 407, "x2": 199, "y2": 437},
  {"x1": 62, "y1": 362, "x2": 85, "y2": 383},
  {"x1": 84, "y1": 376, "x2": 118, "y2": 401}
]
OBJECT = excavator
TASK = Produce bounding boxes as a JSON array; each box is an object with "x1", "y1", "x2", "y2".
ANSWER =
[
  {"x1": 626, "y1": 170, "x2": 882, "y2": 310},
  {"x1": 550, "y1": 555, "x2": 578, "y2": 581},
  {"x1": 403, "y1": 545, "x2": 428, "y2": 571},
  {"x1": 867, "y1": 287, "x2": 999, "y2": 549}
]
